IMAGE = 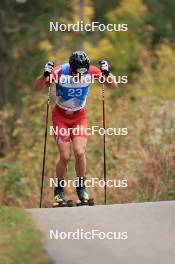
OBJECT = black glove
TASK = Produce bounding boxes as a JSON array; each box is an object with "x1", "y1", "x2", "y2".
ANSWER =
[
  {"x1": 99, "y1": 60, "x2": 110, "y2": 76},
  {"x1": 43, "y1": 61, "x2": 54, "y2": 77}
]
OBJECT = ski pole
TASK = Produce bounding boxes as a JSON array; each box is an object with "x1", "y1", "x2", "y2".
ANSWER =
[
  {"x1": 101, "y1": 82, "x2": 107, "y2": 205},
  {"x1": 99, "y1": 60, "x2": 107, "y2": 205},
  {"x1": 39, "y1": 85, "x2": 51, "y2": 208}
]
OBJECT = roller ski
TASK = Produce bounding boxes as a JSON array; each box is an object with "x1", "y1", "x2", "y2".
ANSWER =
[{"x1": 53, "y1": 199, "x2": 75, "y2": 208}]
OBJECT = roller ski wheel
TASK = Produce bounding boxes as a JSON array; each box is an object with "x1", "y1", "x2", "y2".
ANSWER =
[{"x1": 66, "y1": 199, "x2": 74, "y2": 207}]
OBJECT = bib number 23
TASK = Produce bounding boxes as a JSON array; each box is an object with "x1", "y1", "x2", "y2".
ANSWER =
[{"x1": 68, "y1": 89, "x2": 82, "y2": 97}]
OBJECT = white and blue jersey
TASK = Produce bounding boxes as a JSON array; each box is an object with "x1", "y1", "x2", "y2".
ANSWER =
[{"x1": 55, "y1": 63, "x2": 92, "y2": 111}]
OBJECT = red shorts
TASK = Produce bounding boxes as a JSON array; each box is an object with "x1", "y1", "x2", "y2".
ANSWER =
[{"x1": 52, "y1": 105, "x2": 87, "y2": 144}]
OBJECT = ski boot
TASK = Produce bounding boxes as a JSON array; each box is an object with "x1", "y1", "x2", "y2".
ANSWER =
[
  {"x1": 53, "y1": 179, "x2": 66, "y2": 207},
  {"x1": 76, "y1": 177, "x2": 94, "y2": 206}
]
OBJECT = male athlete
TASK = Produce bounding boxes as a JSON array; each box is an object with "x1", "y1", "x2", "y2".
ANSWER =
[{"x1": 34, "y1": 51, "x2": 117, "y2": 206}]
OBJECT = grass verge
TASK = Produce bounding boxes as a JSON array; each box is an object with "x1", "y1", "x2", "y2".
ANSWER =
[{"x1": 0, "y1": 206, "x2": 51, "y2": 264}]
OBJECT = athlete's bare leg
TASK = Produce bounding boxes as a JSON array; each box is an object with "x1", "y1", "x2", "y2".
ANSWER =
[
  {"x1": 72, "y1": 137, "x2": 87, "y2": 178},
  {"x1": 56, "y1": 142, "x2": 71, "y2": 180}
]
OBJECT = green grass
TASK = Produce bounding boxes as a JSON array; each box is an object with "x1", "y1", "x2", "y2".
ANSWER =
[{"x1": 0, "y1": 207, "x2": 51, "y2": 264}]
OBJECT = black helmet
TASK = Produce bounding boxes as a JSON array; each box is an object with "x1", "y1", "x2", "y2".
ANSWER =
[{"x1": 69, "y1": 51, "x2": 90, "y2": 73}]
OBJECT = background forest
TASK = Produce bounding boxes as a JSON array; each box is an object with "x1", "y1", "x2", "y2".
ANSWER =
[{"x1": 0, "y1": 0, "x2": 175, "y2": 208}]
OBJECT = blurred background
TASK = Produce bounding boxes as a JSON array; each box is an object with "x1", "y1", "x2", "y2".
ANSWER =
[{"x1": 0, "y1": 0, "x2": 175, "y2": 208}]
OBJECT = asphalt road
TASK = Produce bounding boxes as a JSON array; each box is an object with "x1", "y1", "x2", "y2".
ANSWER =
[{"x1": 28, "y1": 201, "x2": 175, "y2": 264}]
